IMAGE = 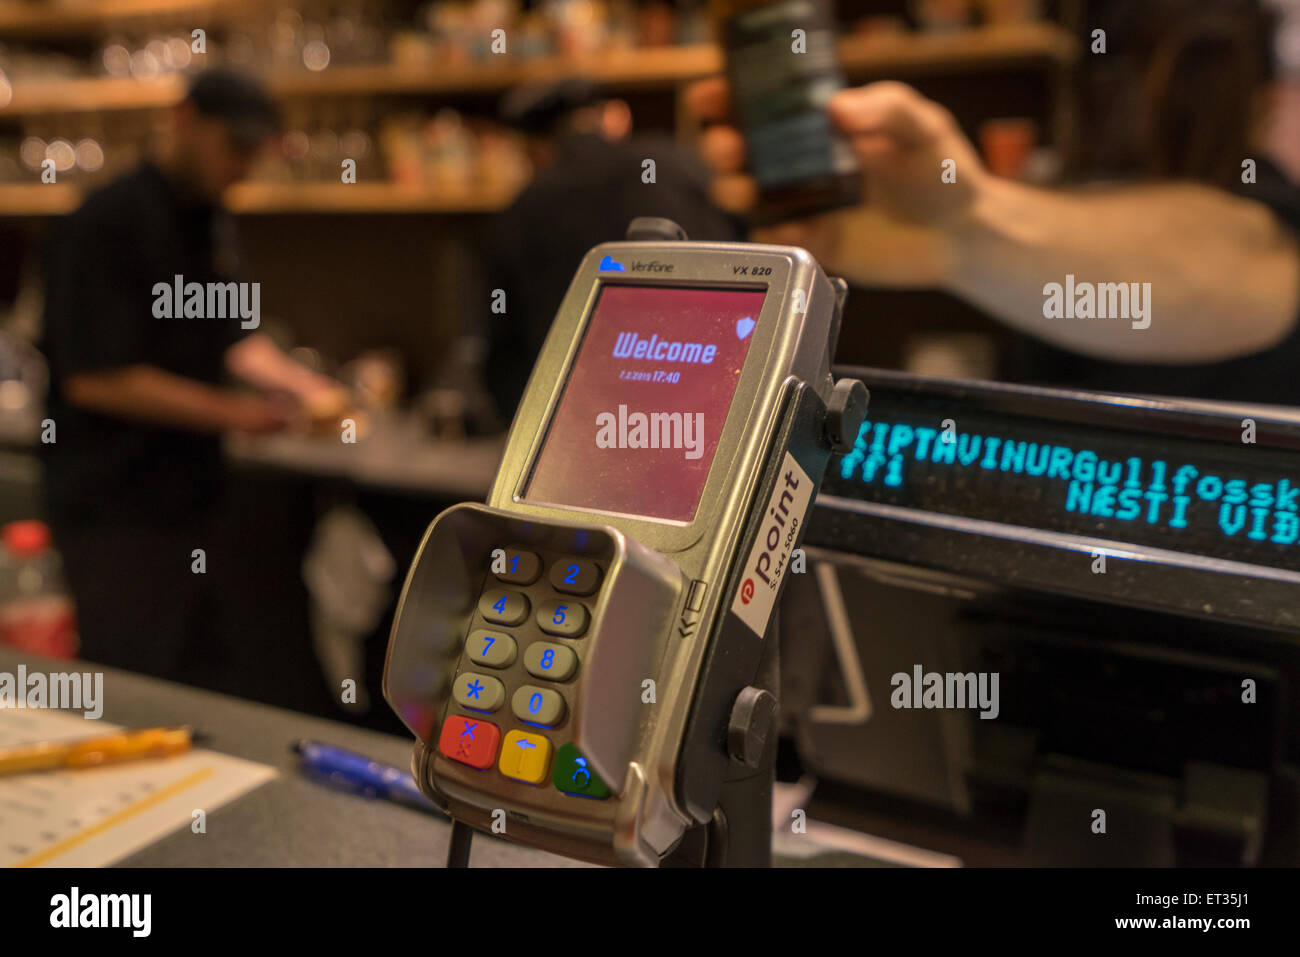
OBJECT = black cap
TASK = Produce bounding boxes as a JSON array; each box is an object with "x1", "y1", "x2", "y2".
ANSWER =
[
  {"x1": 185, "y1": 68, "x2": 281, "y2": 147},
  {"x1": 498, "y1": 79, "x2": 600, "y2": 136}
]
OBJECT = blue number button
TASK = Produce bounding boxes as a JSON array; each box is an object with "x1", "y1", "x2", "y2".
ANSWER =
[
  {"x1": 553, "y1": 743, "x2": 610, "y2": 799},
  {"x1": 511, "y1": 685, "x2": 566, "y2": 727},
  {"x1": 549, "y1": 558, "x2": 601, "y2": 596},
  {"x1": 536, "y1": 601, "x2": 589, "y2": 638},
  {"x1": 466, "y1": 629, "x2": 517, "y2": 668},
  {"x1": 523, "y1": 642, "x2": 577, "y2": 681},
  {"x1": 493, "y1": 547, "x2": 541, "y2": 585},
  {"x1": 478, "y1": 589, "x2": 528, "y2": 626},
  {"x1": 453, "y1": 672, "x2": 506, "y2": 713}
]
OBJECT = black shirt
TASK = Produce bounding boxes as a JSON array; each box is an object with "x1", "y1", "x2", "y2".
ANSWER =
[
  {"x1": 39, "y1": 160, "x2": 248, "y2": 526},
  {"x1": 482, "y1": 132, "x2": 745, "y2": 419},
  {"x1": 1004, "y1": 158, "x2": 1300, "y2": 404}
]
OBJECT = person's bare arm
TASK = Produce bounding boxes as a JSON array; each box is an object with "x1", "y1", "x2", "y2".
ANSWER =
[
  {"x1": 224, "y1": 332, "x2": 348, "y2": 418},
  {"x1": 689, "y1": 79, "x2": 1300, "y2": 363},
  {"x1": 62, "y1": 365, "x2": 288, "y2": 433},
  {"x1": 945, "y1": 178, "x2": 1300, "y2": 362}
]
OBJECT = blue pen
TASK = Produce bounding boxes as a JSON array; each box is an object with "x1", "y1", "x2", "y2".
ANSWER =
[{"x1": 292, "y1": 739, "x2": 441, "y2": 815}]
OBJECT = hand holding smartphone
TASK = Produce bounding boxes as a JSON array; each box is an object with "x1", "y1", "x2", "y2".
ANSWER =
[{"x1": 713, "y1": 0, "x2": 862, "y2": 225}]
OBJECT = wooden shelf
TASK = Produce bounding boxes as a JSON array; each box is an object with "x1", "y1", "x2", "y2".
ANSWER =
[
  {"x1": 268, "y1": 44, "x2": 727, "y2": 99},
  {"x1": 0, "y1": 182, "x2": 81, "y2": 214},
  {"x1": 2, "y1": 73, "x2": 186, "y2": 114},
  {"x1": 224, "y1": 181, "x2": 521, "y2": 214},
  {"x1": 0, "y1": 24, "x2": 1076, "y2": 117},
  {"x1": 0, "y1": 180, "x2": 521, "y2": 216},
  {"x1": 837, "y1": 23, "x2": 1077, "y2": 76},
  {"x1": 0, "y1": 0, "x2": 251, "y2": 38}
]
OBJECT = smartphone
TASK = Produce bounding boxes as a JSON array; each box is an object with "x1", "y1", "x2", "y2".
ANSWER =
[{"x1": 714, "y1": 0, "x2": 862, "y2": 225}]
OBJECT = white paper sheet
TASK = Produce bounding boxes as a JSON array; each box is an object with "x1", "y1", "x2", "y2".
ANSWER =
[{"x1": 0, "y1": 709, "x2": 277, "y2": 867}]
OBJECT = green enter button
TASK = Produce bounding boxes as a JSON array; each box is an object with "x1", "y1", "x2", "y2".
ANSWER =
[{"x1": 553, "y1": 743, "x2": 610, "y2": 799}]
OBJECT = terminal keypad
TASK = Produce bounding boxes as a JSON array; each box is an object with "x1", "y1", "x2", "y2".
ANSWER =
[{"x1": 437, "y1": 547, "x2": 610, "y2": 799}]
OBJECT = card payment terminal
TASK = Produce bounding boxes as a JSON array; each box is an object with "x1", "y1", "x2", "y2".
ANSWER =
[{"x1": 383, "y1": 218, "x2": 866, "y2": 866}]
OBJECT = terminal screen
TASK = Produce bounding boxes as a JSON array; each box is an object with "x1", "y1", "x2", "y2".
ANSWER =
[{"x1": 525, "y1": 283, "x2": 767, "y2": 521}]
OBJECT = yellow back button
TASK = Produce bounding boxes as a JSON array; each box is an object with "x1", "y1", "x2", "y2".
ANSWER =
[{"x1": 499, "y1": 730, "x2": 553, "y2": 784}]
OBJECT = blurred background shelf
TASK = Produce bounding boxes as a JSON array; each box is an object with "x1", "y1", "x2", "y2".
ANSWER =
[
  {"x1": 225, "y1": 180, "x2": 519, "y2": 213},
  {"x1": 0, "y1": 180, "x2": 520, "y2": 214},
  {"x1": 0, "y1": 181, "x2": 79, "y2": 214},
  {"x1": 0, "y1": 24, "x2": 1074, "y2": 117},
  {"x1": 1, "y1": 72, "x2": 184, "y2": 114},
  {"x1": 0, "y1": 0, "x2": 253, "y2": 38},
  {"x1": 223, "y1": 178, "x2": 517, "y2": 211}
]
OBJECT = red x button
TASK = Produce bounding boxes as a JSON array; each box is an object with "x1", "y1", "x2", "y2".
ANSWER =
[{"x1": 438, "y1": 715, "x2": 500, "y2": 769}]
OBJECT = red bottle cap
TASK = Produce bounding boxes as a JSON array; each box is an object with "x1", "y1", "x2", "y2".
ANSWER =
[{"x1": 4, "y1": 520, "x2": 50, "y2": 557}]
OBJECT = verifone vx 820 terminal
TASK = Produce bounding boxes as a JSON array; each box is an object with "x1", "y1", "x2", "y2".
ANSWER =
[{"x1": 384, "y1": 219, "x2": 866, "y2": 867}]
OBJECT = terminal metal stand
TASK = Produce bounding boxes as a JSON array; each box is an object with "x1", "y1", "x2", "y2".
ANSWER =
[{"x1": 663, "y1": 619, "x2": 781, "y2": 867}]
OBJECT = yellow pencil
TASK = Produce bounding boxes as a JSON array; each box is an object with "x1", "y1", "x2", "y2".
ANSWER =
[{"x1": 0, "y1": 726, "x2": 196, "y2": 775}]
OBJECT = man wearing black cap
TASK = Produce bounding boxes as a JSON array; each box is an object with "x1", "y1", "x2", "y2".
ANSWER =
[
  {"x1": 39, "y1": 69, "x2": 344, "y2": 688},
  {"x1": 483, "y1": 80, "x2": 744, "y2": 421}
]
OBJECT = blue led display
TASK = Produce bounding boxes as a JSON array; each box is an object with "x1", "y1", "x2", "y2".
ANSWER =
[{"x1": 834, "y1": 417, "x2": 1300, "y2": 552}]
